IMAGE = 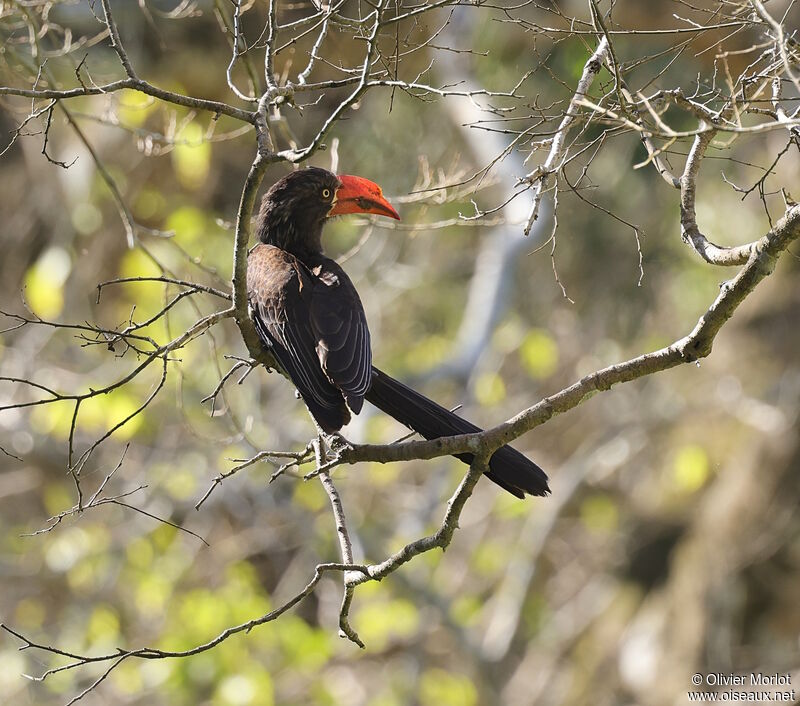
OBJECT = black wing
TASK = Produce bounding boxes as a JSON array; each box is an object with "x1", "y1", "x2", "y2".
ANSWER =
[
  {"x1": 247, "y1": 244, "x2": 372, "y2": 432},
  {"x1": 307, "y1": 260, "x2": 372, "y2": 413}
]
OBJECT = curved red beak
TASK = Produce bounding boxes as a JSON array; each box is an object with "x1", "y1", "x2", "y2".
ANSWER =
[{"x1": 328, "y1": 174, "x2": 400, "y2": 220}]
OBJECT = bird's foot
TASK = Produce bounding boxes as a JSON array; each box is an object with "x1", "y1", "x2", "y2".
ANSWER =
[{"x1": 325, "y1": 432, "x2": 353, "y2": 454}]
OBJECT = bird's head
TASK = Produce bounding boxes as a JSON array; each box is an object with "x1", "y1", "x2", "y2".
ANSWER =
[{"x1": 256, "y1": 167, "x2": 399, "y2": 255}]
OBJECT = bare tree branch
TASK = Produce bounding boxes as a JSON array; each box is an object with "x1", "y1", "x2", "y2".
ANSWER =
[
  {"x1": 523, "y1": 36, "x2": 609, "y2": 235},
  {"x1": 2, "y1": 4, "x2": 799, "y2": 703}
]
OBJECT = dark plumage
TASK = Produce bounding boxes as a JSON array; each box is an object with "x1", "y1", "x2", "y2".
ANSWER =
[
  {"x1": 247, "y1": 167, "x2": 549, "y2": 498},
  {"x1": 248, "y1": 245, "x2": 370, "y2": 432},
  {"x1": 255, "y1": 167, "x2": 339, "y2": 256}
]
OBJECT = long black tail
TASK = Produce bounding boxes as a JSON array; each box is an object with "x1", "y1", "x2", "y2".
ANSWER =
[{"x1": 365, "y1": 367, "x2": 549, "y2": 498}]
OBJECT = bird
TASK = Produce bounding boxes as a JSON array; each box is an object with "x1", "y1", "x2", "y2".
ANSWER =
[{"x1": 247, "y1": 167, "x2": 549, "y2": 498}]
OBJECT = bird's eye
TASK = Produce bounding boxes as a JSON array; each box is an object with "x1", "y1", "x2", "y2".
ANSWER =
[{"x1": 321, "y1": 188, "x2": 331, "y2": 199}]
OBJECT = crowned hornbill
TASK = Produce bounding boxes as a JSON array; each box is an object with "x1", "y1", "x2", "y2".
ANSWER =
[{"x1": 247, "y1": 167, "x2": 548, "y2": 498}]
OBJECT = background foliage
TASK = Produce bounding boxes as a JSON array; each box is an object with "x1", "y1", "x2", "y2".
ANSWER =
[{"x1": 1, "y1": 1, "x2": 799, "y2": 704}]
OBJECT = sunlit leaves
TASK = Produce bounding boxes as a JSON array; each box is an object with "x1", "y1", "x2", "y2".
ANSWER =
[
  {"x1": 178, "y1": 589, "x2": 232, "y2": 638},
  {"x1": 133, "y1": 187, "x2": 168, "y2": 222},
  {"x1": 113, "y1": 250, "x2": 170, "y2": 333},
  {"x1": 353, "y1": 598, "x2": 419, "y2": 651},
  {"x1": 474, "y1": 371, "x2": 506, "y2": 406},
  {"x1": 293, "y1": 479, "x2": 328, "y2": 512},
  {"x1": 672, "y1": 444, "x2": 710, "y2": 493},
  {"x1": 151, "y1": 524, "x2": 179, "y2": 552},
  {"x1": 136, "y1": 573, "x2": 173, "y2": 617},
  {"x1": 579, "y1": 494, "x2": 619, "y2": 533},
  {"x1": 81, "y1": 388, "x2": 146, "y2": 440},
  {"x1": 519, "y1": 328, "x2": 559, "y2": 380},
  {"x1": 492, "y1": 490, "x2": 529, "y2": 520},
  {"x1": 366, "y1": 460, "x2": 402, "y2": 487},
  {"x1": 166, "y1": 206, "x2": 207, "y2": 247},
  {"x1": 274, "y1": 615, "x2": 332, "y2": 670},
  {"x1": 86, "y1": 604, "x2": 121, "y2": 648},
  {"x1": 24, "y1": 247, "x2": 72, "y2": 319},
  {"x1": 14, "y1": 598, "x2": 46, "y2": 629},
  {"x1": 111, "y1": 660, "x2": 146, "y2": 696},
  {"x1": 403, "y1": 334, "x2": 449, "y2": 372},
  {"x1": 67, "y1": 552, "x2": 113, "y2": 592},
  {"x1": 172, "y1": 123, "x2": 211, "y2": 190},
  {"x1": 419, "y1": 668, "x2": 478, "y2": 706},
  {"x1": 216, "y1": 673, "x2": 273, "y2": 706},
  {"x1": 117, "y1": 89, "x2": 157, "y2": 128},
  {"x1": 470, "y1": 540, "x2": 509, "y2": 576},
  {"x1": 30, "y1": 388, "x2": 147, "y2": 442},
  {"x1": 43, "y1": 482, "x2": 74, "y2": 517},
  {"x1": 449, "y1": 594, "x2": 483, "y2": 627},
  {"x1": 30, "y1": 400, "x2": 73, "y2": 439},
  {"x1": 126, "y1": 536, "x2": 155, "y2": 569},
  {"x1": 163, "y1": 468, "x2": 198, "y2": 501}
]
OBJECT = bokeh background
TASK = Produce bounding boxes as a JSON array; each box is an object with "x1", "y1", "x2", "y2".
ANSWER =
[{"x1": 1, "y1": 1, "x2": 799, "y2": 704}]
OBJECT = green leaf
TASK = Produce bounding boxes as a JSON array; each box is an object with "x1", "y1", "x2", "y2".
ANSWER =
[
  {"x1": 419, "y1": 669, "x2": 478, "y2": 706},
  {"x1": 166, "y1": 206, "x2": 207, "y2": 247},
  {"x1": 474, "y1": 371, "x2": 506, "y2": 406},
  {"x1": 354, "y1": 598, "x2": 420, "y2": 651},
  {"x1": 672, "y1": 444, "x2": 710, "y2": 493},
  {"x1": 172, "y1": 123, "x2": 211, "y2": 190},
  {"x1": 87, "y1": 604, "x2": 121, "y2": 645},
  {"x1": 519, "y1": 329, "x2": 559, "y2": 379},
  {"x1": 117, "y1": 89, "x2": 157, "y2": 127},
  {"x1": 579, "y1": 494, "x2": 619, "y2": 533},
  {"x1": 24, "y1": 246, "x2": 72, "y2": 319}
]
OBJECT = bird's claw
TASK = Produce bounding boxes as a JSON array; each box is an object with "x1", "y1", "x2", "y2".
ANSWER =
[{"x1": 326, "y1": 432, "x2": 353, "y2": 453}]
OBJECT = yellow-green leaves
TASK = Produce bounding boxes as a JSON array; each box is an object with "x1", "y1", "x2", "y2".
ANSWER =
[
  {"x1": 354, "y1": 598, "x2": 419, "y2": 651},
  {"x1": 419, "y1": 669, "x2": 478, "y2": 706},
  {"x1": 580, "y1": 494, "x2": 619, "y2": 533},
  {"x1": 117, "y1": 89, "x2": 157, "y2": 127},
  {"x1": 216, "y1": 673, "x2": 272, "y2": 706},
  {"x1": 403, "y1": 334, "x2": 449, "y2": 372},
  {"x1": 81, "y1": 388, "x2": 146, "y2": 440},
  {"x1": 474, "y1": 371, "x2": 506, "y2": 406},
  {"x1": 519, "y1": 328, "x2": 559, "y2": 380},
  {"x1": 14, "y1": 598, "x2": 46, "y2": 629},
  {"x1": 293, "y1": 478, "x2": 328, "y2": 512},
  {"x1": 166, "y1": 206, "x2": 206, "y2": 247},
  {"x1": 24, "y1": 246, "x2": 72, "y2": 319},
  {"x1": 672, "y1": 443, "x2": 710, "y2": 493},
  {"x1": 133, "y1": 187, "x2": 167, "y2": 221},
  {"x1": 274, "y1": 615, "x2": 332, "y2": 670},
  {"x1": 119, "y1": 248, "x2": 159, "y2": 280},
  {"x1": 172, "y1": 123, "x2": 211, "y2": 190},
  {"x1": 86, "y1": 604, "x2": 121, "y2": 647}
]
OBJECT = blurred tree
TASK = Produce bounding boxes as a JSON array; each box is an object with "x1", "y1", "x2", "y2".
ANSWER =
[{"x1": 1, "y1": 1, "x2": 799, "y2": 705}]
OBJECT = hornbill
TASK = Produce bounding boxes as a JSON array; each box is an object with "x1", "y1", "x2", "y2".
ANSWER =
[{"x1": 247, "y1": 167, "x2": 549, "y2": 498}]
